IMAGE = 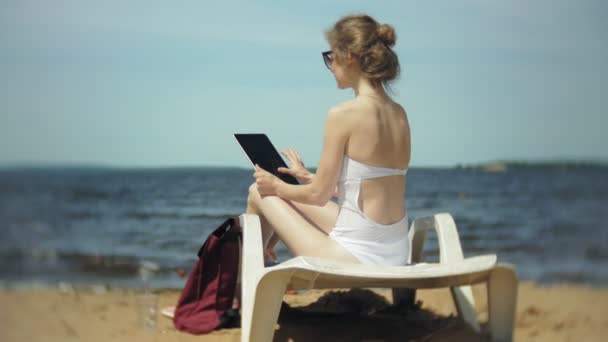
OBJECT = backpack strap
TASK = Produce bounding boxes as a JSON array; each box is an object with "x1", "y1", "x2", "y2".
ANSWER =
[{"x1": 197, "y1": 217, "x2": 241, "y2": 258}]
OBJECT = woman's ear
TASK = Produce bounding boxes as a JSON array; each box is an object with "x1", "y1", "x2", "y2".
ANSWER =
[
  {"x1": 344, "y1": 52, "x2": 354, "y2": 65},
  {"x1": 345, "y1": 53, "x2": 359, "y2": 71}
]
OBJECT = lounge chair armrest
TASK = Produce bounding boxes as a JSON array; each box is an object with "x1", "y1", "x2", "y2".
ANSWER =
[
  {"x1": 408, "y1": 213, "x2": 465, "y2": 264},
  {"x1": 240, "y1": 214, "x2": 265, "y2": 272}
]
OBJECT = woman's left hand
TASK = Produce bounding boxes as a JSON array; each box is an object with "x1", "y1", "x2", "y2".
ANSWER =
[{"x1": 254, "y1": 164, "x2": 281, "y2": 197}]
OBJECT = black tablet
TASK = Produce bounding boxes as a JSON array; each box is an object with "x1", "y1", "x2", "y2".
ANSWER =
[{"x1": 234, "y1": 133, "x2": 300, "y2": 185}]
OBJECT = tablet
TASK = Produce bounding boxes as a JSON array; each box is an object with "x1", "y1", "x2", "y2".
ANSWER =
[{"x1": 234, "y1": 133, "x2": 300, "y2": 185}]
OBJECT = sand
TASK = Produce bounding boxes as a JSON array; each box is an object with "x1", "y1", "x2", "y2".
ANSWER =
[{"x1": 1, "y1": 282, "x2": 606, "y2": 342}]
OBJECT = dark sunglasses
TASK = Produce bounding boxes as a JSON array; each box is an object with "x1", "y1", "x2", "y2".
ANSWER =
[{"x1": 322, "y1": 50, "x2": 333, "y2": 70}]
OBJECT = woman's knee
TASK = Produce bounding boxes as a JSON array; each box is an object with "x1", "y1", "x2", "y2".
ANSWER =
[
  {"x1": 248, "y1": 182, "x2": 281, "y2": 207},
  {"x1": 247, "y1": 183, "x2": 260, "y2": 207}
]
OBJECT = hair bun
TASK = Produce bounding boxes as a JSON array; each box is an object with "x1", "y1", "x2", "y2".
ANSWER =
[{"x1": 376, "y1": 23, "x2": 396, "y2": 47}]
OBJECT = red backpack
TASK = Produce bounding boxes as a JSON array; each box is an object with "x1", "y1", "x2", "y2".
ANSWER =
[{"x1": 173, "y1": 216, "x2": 242, "y2": 334}]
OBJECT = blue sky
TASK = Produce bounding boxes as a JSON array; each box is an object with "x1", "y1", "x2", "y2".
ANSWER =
[{"x1": 1, "y1": 0, "x2": 606, "y2": 168}]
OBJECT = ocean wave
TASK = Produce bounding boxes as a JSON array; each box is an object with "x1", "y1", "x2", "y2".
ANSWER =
[
  {"x1": 186, "y1": 213, "x2": 238, "y2": 220},
  {"x1": 68, "y1": 186, "x2": 132, "y2": 201},
  {"x1": 126, "y1": 211, "x2": 237, "y2": 220},
  {"x1": 67, "y1": 211, "x2": 99, "y2": 220},
  {"x1": 586, "y1": 245, "x2": 608, "y2": 261},
  {"x1": 0, "y1": 249, "x2": 184, "y2": 277}
]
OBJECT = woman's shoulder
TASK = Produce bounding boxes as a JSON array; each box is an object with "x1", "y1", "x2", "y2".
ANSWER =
[
  {"x1": 329, "y1": 97, "x2": 406, "y2": 117},
  {"x1": 323, "y1": 100, "x2": 359, "y2": 126},
  {"x1": 328, "y1": 98, "x2": 359, "y2": 114},
  {"x1": 327, "y1": 98, "x2": 377, "y2": 120}
]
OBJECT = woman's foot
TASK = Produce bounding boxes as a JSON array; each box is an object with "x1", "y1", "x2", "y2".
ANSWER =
[
  {"x1": 264, "y1": 246, "x2": 279, "y2": 267},
  {"x1": 264, "y1": 259, "x2": 279, "y2": 267}
]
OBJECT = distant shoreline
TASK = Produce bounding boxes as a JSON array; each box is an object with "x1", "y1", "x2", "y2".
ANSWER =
[{"x1": 455, "y1": 160, "x2": 608, "y2": 173}]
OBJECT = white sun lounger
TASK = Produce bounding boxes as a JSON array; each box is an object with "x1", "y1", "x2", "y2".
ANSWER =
[{"x1": 239, "y1": 212, "x2": 518, "y2": 342}]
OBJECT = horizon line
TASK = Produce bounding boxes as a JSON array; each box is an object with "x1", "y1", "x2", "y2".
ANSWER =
[{"x1": 1, "y1": 158, "x2": 607, "y2": 171}]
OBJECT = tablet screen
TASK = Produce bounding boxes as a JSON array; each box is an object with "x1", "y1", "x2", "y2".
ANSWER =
[{"x1": 234, "y1": 134, "x2": 300, "y2": 185}]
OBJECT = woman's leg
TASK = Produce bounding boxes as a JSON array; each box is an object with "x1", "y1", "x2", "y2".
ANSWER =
[
  {"x1": 249, "y1": 182, "x2": 340, "y2": 235},
  {"x1": 247, "y1": 183, "x2": 340, "y2": 248},
  {"x1": 246, "y1": 184, "x2": 359, "y2": 263},
  {"x1": 283, "y1": 198, "x2": 341, "y2": 235},
  {"x1": 261, "y1": 195, "x2": 341, "y2": 261}
]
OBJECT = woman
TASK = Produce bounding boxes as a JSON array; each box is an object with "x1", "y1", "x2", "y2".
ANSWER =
[{"x1": 248, "y1": 14, "x2": 411, "y2": 266}]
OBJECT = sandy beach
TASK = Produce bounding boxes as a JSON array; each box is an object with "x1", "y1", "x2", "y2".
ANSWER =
[{"x1": 1, "y1": 282, "x2": 606, "y2": 342}]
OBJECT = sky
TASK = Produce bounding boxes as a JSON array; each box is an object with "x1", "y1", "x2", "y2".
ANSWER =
[{"x1": 1, "y1": 0, "x2": 606, "y2": 168}]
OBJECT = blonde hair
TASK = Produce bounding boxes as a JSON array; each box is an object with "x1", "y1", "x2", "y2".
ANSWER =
[{"x1": 325, "y1": 14, "x2": 400, "y2": 89}]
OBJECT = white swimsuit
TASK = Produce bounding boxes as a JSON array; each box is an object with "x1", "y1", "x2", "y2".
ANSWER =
[{"x1": 329, "y1": 155, "x2": 409, "y2": 266}]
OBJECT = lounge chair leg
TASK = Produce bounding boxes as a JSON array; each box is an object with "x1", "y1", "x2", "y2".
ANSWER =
[
  {"x1": 392, "y1": 288, "x2": 416, "y2": 307},
  {"x1": 487, "y1": 266, "x2": 518, "y2": 342},
  {"x1": 450, "y1": 285, "x2": 480, "y2": 332},
  {"x1": 241, "y1": 273, "x2": 289, "y2": 342}
]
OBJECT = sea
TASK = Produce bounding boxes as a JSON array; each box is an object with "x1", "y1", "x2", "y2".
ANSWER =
[{"x1": 1, "y1": 164, "x2": 607, "y2": 289}]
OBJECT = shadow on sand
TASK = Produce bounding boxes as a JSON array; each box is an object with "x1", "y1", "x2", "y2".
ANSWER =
[{"x1": 273, "y1": 288, "x2": 487, "y2": 342}]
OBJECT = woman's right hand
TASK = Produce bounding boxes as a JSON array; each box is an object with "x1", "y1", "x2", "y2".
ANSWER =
[{"x1": 277, "y1": 147, "x2": 314, "y2": 184}]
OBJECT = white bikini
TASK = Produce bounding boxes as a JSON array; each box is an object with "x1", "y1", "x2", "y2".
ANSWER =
[{"x1": 329, "y1": 155, "x2": 409, "y2": 266}]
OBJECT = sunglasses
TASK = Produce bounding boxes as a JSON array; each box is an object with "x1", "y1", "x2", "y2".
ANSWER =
[{"x1": 322, "y1": 50, "x2": 333, "y2": 70}]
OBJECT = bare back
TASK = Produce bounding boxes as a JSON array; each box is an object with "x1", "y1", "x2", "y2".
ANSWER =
[{"x1": 343, "y1": 95, "x2": 411, "y2": 225}]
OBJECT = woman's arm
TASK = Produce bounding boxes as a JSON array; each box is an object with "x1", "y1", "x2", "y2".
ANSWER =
[
  {"x1": 275, "y1": 107, "x2": 350, "y2": 206},
  {"x1": 293, "y1": 173, "x2": 338, "y2": 197}
]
